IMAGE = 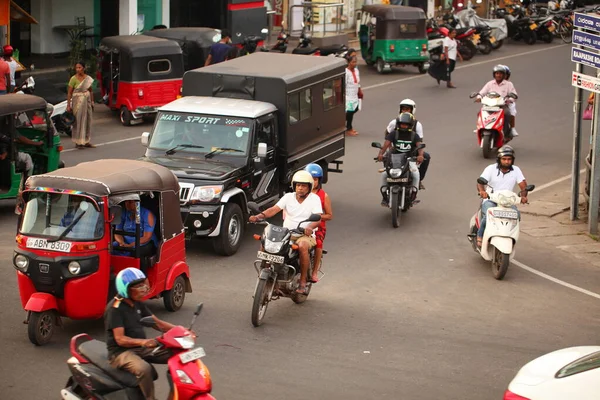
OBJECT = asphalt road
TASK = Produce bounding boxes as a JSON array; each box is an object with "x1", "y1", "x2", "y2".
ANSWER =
[{"x1": 1, "y1": 42, "x2": 600, "y2": 400}]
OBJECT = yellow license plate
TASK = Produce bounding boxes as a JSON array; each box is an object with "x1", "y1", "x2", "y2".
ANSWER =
[
  {"x1": 489, "y1": 36, "x2": 496, "y2": 43},
  {"x1": 548, "y1": 25, "x2": 555, "y2": 32},
  {"x1": 530, "y1": 23, "x2": 538, "y2": 30}
]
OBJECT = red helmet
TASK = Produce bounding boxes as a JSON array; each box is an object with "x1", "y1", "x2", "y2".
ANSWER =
[
  {"x1": 439, "y1": 27, "x2": 449, "y2": 36},
  {"x1": 2, "y1": 45, "x2": 13, "y2": 56}
]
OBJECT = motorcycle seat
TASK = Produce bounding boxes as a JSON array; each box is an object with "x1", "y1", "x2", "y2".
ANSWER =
[
  {"x1": 292, "y1": 47, "x2": 318, "y2": 55},
  {"x1": 78, "y1": 340, "x2": 158, "y2": 388},
  {"x1": 428, "y1": 32, "x2": 445, "y2": 39},
  {"x1": 455, "y1": 27, "x2": 472, "y2": 35},
  {"x1": 319, "y1": 44, "x2": 347, "y2": 56}
]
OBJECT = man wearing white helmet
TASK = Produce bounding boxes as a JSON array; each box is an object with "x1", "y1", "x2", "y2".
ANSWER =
[
  {"x1": 385, "y1": 98, "x2": 430, "y2": 189},
  {"x1": 249, "y1": 170, "x2": 323, "y2": 294}
]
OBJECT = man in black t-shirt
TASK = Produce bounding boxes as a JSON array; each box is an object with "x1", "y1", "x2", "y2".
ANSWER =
[
  {"x1": 377, "y1": 112, "x2": 424, "y2": 206},
  {"x1": 105, "y1": 268, "x2": 178, "y2": 400}
]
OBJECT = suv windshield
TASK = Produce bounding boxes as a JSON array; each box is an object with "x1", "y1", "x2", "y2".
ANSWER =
[
  {"x1": 149, "y1": 112, "x2": 252, "y2": 157},
  {"x1": 20, "y1": 192, "x2": 104, "y2": 241}
]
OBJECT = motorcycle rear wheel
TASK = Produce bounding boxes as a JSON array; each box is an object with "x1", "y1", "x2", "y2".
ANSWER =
[
  {"x1": 251, "y1": 277, "x2": 274, "y2": 327},
  {"x1": 478, "y1": 41, "x2": 492, "y2": 55},
  {"x1": 492, "y1": 247, "x2": 510, "y2": 280}
]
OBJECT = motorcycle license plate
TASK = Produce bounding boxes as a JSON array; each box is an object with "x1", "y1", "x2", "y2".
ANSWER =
[
  {"x1": 26, "y1": 238, "x2": 72, "y2": 253},
  {"x1": 548, "y1": 25, "x2": 555, "y2": 32},
  {"x1": 180, "y1": 347, "x2": 206, "y2": 364},
  {"x1": 387, "y1": 177, "x2": 409, "y2": 183},
  {"x1": 529, "y1": 23, "x2": 538, "y2": 30},
  {"x1": 491, "y1": 209, "x2": 519, "y2": 219},
  {"x1": 257, "y1": 251, "x2": 284, "y2": 264},
  {"x1": 471, "y1": 34, "x2": 480, "y2": 43},
  {"x1": 489, "y1": 36, "x2": 496, "y2": 43}
]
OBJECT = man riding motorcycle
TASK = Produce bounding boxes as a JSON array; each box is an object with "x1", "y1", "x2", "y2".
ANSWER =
[
  {"x1": 378, "y1": 112, "x2": 424, "y2": 207},
  {"x1": 385, "y1": 99, "x2": 430, "y2": 190},
  {"x1": 475, "y1": 65, "x2": 519, "y2": 138},
  {"x1": 105, "y1": 268, "x2": 180, "y2": 400},
  {"x1": 249, "y1": 170, "x2": 323, "y2": 294},
  {"x1": 476, "y1": 145, "x2": 528, "y2": 249}
]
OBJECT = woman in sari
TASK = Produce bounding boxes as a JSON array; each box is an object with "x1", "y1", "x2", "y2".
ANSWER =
[{"x1": 67, "y1": 61, "x2": 95, "y2": 148}]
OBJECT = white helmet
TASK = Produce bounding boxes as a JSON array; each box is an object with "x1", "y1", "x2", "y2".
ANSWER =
[
  {"x1": 399, "y1": 98, "x2": 416, "y2": 114},
  {"x1": 291, "y1": 170, "x2": 314, "y2": 192}
]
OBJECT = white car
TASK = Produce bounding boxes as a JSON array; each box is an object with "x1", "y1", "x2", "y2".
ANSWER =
[{"x1": 504, "y1": 346, "x2": 600, "y2": 399}]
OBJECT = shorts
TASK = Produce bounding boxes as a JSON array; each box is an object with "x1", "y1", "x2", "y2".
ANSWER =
[
  {"x1": 294, "y1": 235, "x2": 317, "y2": 248},
  {"x1": 507, "y1": 102, "x2": 517, "y2": 116}
]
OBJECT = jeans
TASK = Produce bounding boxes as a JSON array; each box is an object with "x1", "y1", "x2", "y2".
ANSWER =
[
  {"x1": 380, "y1": 161, "x2": 420, "y2": 196},
  {"x1": 0, "y1": 90, "x2": 6, "y2": 95},
  {"x1": 477, "y1": 200, "x2": 520, "y2": 238}
]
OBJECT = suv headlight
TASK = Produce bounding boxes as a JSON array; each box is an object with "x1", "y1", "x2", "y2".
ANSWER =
[
  {"x1": 190, "y1": 185, "x2": 223, "y2": 203},
  {"x1": 14, "y1": 254, "x2": 29, "y2": 272}
]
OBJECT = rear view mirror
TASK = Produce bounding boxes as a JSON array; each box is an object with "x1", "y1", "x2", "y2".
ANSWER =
[
  {"x1": 477, "y1": 177, "x2": 488, "y2": 185},
  {"x1": 141, "y1": 132, "x2": 150, "y2": 146},
  {"x1": 257, "y1": 142, "x2": 267, "y2": 158},
  {"x1": 140, "y1": 316, "x2": 159, "y2": 330},
  {"x1": 371, "y1": 142, "x2": 382, "y2": 149},
  {"x1": 508, "y1": 93, "x2": 518, "y2": 100},
  {"x1": 307, "y1": 213, "x2": 321, "y2": 222},
  {"x1": 525, "y1": 184, "x2": 535, "y2": 192},
  {"x1": 417, "y1": 143, "x2": 426, "y2": 150},
  {"x1": 247, "y1": 202, "x2": 261, "y2": 214},
  {"x1": 194, "y1": 303, "x2": 203, "y2": 316},
  {"x1": 469, "y1": 92, "x2": 479, "y2": 99}
]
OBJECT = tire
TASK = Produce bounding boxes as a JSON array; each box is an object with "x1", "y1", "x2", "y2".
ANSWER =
[
  {"x1": 492, "y1": 247, "x2": 510, "y2": 280},
  {"x1": 119, "y1": 106, "x2": 133, "y2": 126},
  {"x1": 479, "y1": 41, "x2": 492, "y2": 55},
  {"x1": 458, "y1": 44, "x2": 474, "y2": 61},
  {"x1": 58, "y1": 160, "x2": 65, "y2": 169},
  {"x1": 212, "y1": 203, "x2": 244, "y2": 256},
  {"x1": 376, "y1": 58, "x2": 385, "y2": 74},
  {"x1": 559, "y1": 20, "x2": 573, "y2": 44},
  {"x1": 490, "y1": 39, "x2": 503, "y2": 50},
  {"x1": 391, "y1": 190, "x2": 400, "y2": 228},
  {"x1": 523, "y1": 30, "x2": 537, "y2": 45},
  {"x1": 251, "y1": 277, "x2": 273, "y2": 326},
  {"x1": 28, "y1": 310, "x2": 55, "y2": 346},
  {"x1": 482, "y1": 135, "x2": 494, "y2": 159},
  {"x1": 163, "y1": 275, "x2": 186, "y2": 312},
  {"x1": 542, "y1": 32, "x2": 554, "y2": 44},
  {"x1": 417, "y1": 63, "x2": 427, "y2": 74},
  {"x1": 291, "y1": 282, "x2": 311, "y2": 304}
]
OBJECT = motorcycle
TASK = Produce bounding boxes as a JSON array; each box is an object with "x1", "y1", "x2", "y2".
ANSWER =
[
  {"x1": 470, "y1": 91, "x2": 518, "y2": 159},
  {"x1": 14, "y1": 76, "x2": 35, "y2": 94},
  {"x1": 292, "y1": 24, "x2": 348, "y2": 57},
  {"x1": 247, "y1": 201, "x2": 323, "y2": 327},
  {"x1": 495, "y1": 7, "x2": 537, "y2": 45},
  {"x1": 371, "y1": 142, "x2": 426, "y2": 228},
  {"x1": 428, "y1": 18, "x2": 477, "y2": 61},
  {"x1": 467, "y1": 177, "x2": 535, "y2": 280},
  {"x1": 60, "y1": 304, "x2": 215, "y2": 400}
]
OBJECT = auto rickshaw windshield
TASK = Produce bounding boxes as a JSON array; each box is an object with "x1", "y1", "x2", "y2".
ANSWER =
[
  {"x1": 149, "y1": 111, "x2": 252, "y2": 157},
  {"x1": 20, "y1": 193, "x2": 104, "y2": 241}
]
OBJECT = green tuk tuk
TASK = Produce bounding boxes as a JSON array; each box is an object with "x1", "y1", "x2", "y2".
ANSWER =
[
  {"x1": 358, "y1": 5, "x2": 429, "y2": 74},
  {"x1": 0, "y1": 94, "x2": 64, "y2": 201}
]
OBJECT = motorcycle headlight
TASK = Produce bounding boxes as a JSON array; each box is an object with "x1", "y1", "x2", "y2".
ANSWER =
[
  {"x1": 190, "y1": 185, "x2": 223, "y2": 203},
  {"x1": 264, "y1": 239, "x2": 284, "y2": 254},
  {"x1": 389, "y1": 168, "x2": 402, "y2": 178},
  {"x1": 174, "y1": 335, "x2": 196, "y2": 349},
  {"x1": 14, "y1": 254, "x2": 29, "y2": 272}
]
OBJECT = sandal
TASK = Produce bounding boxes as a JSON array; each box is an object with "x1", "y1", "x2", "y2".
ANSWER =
[
  {"x1": 309, "y1": 276, "x2": 319, "y2": 284},
  {"x1": 84, "y1": 143, "x2": 96, "y2": 148}
]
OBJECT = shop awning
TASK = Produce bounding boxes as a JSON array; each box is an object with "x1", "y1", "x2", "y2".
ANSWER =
[{"x1": 9, "y1": 0, "x2": 38, "y2": 24}]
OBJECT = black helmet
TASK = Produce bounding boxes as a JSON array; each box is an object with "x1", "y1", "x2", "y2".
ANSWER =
[
  {"x1": 497, "y1": 145, "x2": 515, "y2": 162},
  {"x1": 493, "y1": 64, "x2": 507, "y2": 79},
  {"x1": 396, "y1": 112, "x2": 414, "y2": 132}
]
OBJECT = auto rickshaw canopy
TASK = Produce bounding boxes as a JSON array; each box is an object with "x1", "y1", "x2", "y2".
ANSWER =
[
  {"x1": 361, "y1": 5, "x2": 427, "y2": 21},
  {"x1": 0, "y1": 94, "x2": 47, "y2": 116},
  {"x1": 360, "y1": 5, "x2": 427, "y2": 39},
  {"x1": 99, "y1": 35, "x2": 184, "y2": 58}
]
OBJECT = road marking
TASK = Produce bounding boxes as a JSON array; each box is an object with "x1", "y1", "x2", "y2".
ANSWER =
[
  {"x1": 533, "y1": 169, "x2": 585, "y2": 193},
  {"x1": 62, "y1": 136, "x2": 140, "y2": 153},
  {"x1": 512, "y1": 259, "x2": 600, "y2": 300},
  {"x1": 362, "y1": 44, "x2": 566, "y2": 91}
]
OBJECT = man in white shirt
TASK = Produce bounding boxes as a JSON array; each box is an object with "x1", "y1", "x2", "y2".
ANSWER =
[
  {"x1": 476, "y1": 145, "x2": 528, "y2": 248},
  {"x1": 476, "y1": 65, "x2": 519, "y2": 137},
  {"x1": 249, "y1": 170, "x2": 323, "y2": 294},
  {"x1": 2, "y1": 45, "x2": 18, "y2": 89}
]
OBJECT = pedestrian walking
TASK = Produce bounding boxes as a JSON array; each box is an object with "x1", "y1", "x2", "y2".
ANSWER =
[
  {"x1": 67, "y1": 61, "x2": 95, "y2": 149},
  {"x1": 345, "y1": 55, "x2": 363, "y2": 136},
  {"x1": 204, "y1": 29, "x2": 232, "y2": 66},
  {"x1": 0, "y1": 47, "x2": 11, "y2": 94},
  {"x1": 428, "y1": 28, "x2": 462, "y2": 88},
  {"x1": 2, "y1": 45, "x2": 17, "y2": 90}
]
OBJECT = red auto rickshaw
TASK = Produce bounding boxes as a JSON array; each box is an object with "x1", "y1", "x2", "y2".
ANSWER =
[
  {"x1": 14, "y1": 159, "x2": 192, "y2": 345},
  {"x1": 98, "y1": 35, "x2": 184, "y2": 126}
]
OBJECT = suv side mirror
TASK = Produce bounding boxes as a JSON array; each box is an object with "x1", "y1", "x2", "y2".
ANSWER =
[
  {"x1": 141, "y1": 132, "x2": 150, "y2": 146},
  {"x1": 257, "y1": 142, "x2": 267, "y2": 158},
  {"x1": 477, "y1": 177, "x2": 488, "y2": 185}
]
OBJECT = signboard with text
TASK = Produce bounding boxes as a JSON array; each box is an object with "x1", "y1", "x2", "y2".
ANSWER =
[
  {"x1": 572, "y1": 71, "x2": 600, "y2": 93},
  {"x1": 572, "y1": 47, "x2": 600, "y2": 69},
  {"x1": 574, "y1": 12, "x2": 600, "y2": 33},
  {"x1": 573, "y1": 30, "x2": 600, "y2": 52}
]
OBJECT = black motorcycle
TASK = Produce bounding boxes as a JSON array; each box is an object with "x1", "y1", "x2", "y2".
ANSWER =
[
  {"x1": 291, "y1": 25, "x2": 348, "y2": 57},
  {"x1": 372, "y1": 142, "x2": 425, "y2": 228},
  {"x1": 240, "y1": 30, "x2": 289, "y2": 55},
  {"x1": 247, "y1": 202, "x2": 323, "y2": 327},
  {"x1": 496, "y1": 7, "x2": 537, "y2": 45}
]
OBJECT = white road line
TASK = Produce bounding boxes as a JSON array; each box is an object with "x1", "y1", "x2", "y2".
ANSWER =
[
  {"x1": 512, "y1": 259, "x2": 600, "y2": 300},
  {"x1": 62, "y1": 136, "x2": 140, "y2": 153},
  {"x1": 533, "y1": 169, "x2": 585, "y2": 193},
  {"x1": 362, "y1": 44, "x2": 566, "y2": 91}
]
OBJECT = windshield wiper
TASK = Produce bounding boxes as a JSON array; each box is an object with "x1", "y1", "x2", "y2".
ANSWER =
[
  {"x1": 204, "y1": 147, "x2": 244, "y2": 159},
  {"x1": 46, "y1": 210, "x2": 87, "y2": 243},
  {"x1": 165, "y1": 143, "x2": 205, "y2": 155}
]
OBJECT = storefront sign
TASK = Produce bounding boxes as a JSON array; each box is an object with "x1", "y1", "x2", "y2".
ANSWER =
[
  {"x1": 572, "y1": 71, "x2": 600, "y2": 93},
  {"x1": 573, "y1": 12, "x2": 600, "y2": 33},
  {"x1": 572, "y1": 47, "x2": 600, "y2": 69},
  {"x1": 573, "y1": 30, "x2": 600, "y2": 52}
]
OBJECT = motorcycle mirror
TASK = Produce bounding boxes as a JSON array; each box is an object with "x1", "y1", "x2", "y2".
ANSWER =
[
  {"x1": 140, "y1": 316, "x2": 159, "y2": 330},
  {"x1": 508, "y1": 93, "x2": 518, "y2": 99},
  {"x1": 371, "y1": 141, "x2": 382, "y2": 148},
  {"x1": 194, "y1": 303, "x2": 203, "y2": 316},
  {"x1": 469, "y1": 92, "x2": 479, "y2": 99},
  {"x1": 247, "y1": 202, "x2": 261, "y2": 214},
  {"x1": 417, "y1": 143, "x2": 426, "y2": 150},
  {"x1": 525, "y1": 184, "x2": 535, "y2": 192},
  {"x1": 477, "y1": 177, "x2": 488, "y2": 185},
  {"x1": 307, "y1": 213, "x2": 322, "y2": 222}
]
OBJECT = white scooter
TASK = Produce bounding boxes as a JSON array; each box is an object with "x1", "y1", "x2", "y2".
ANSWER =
[{"x1": 467, "y1": 177, "x2": 535, "y2": 280}]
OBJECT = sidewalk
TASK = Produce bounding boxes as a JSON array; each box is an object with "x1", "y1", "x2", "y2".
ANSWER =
[{"x1": 520, "y1": 176, "x2": 600, "y2": 268}]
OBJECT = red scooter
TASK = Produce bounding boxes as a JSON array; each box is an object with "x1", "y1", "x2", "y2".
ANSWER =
[
  {"x1": 60, "y1": 304, "x2": 215, "y2": 400},
  {"x1": 470, "y1": 91, "x2": 518, "y2": 159}
]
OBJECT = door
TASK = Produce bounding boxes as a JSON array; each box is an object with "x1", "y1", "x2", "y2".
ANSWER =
[{"x1": 251, "y1": 114, "x2": 278, "y2": 203}]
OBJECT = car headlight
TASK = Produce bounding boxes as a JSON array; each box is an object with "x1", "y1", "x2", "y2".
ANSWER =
[
  {"x1": 68, "y1": 261, "x2": 81, "y2": 275},
  {"x1": 190, "y1": 185, "x2": 223, "y2": 203},
  {"x1": 264, "y1": 240, "x2": 284, "y2": 254},
  {"x1": 175, "y1": 336, "x2": 196, "y2": 349},
  {"x1": 14, "y1": 254, "x2": 29, "y2": 272},
  {"x1": 389, "y1": 168, "x2": 402, "y2": 178}
]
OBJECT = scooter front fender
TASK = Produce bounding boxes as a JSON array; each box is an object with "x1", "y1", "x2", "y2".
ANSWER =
[
  {"x1": 25, "y1": 292, "x2": 58, "y2": 312},
  {"x1": 490, "y1": 236, "x2": 513, "y2": 255}
]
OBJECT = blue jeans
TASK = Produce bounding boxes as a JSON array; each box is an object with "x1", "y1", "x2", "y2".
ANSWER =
[
  {"x1": 477, "y1": 201, "x2": 520, "y2": 238},
  {"x1": 0, "y1": 90, "x2": 6, "y2": 95}
]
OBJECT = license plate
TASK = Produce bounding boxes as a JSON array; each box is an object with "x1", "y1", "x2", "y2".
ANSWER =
[
  {"x1": 548, "y1": 25, "x2": 555, "y2": 32},
  {"x1": 491, "y1": 210, "x2": 519, "y2": 219},
  {"x1": 26, "y1": 238, "x2": 72, "y2": 253},
  {"x1": 530, "y1": 23, "x2": 538, "y2": 30},
  {"x1": 471, "y1": 34, "x2": 480, "y2": 43},
  {"x1": 489, "y1": 36, "x2": 496, "y2": 43},
  {"x1": 257, "y1": 251, "x2": 284, "y2": 264},
  {"x1": 180, "y1": 347, "x2": 206, "y2": 364},
  {"x1": 387, "y1": 177, "x2": 409, "y2": 183}
]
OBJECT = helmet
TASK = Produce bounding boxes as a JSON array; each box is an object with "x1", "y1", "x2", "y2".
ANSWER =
[
  {"x1": 493, "y1": 64, "x2": 507, "y2": 79},
  {"x1": 396, "y1": 112, "x2": 415, "y2": 131},
  {"x1": 291, "y1": 170, "x2": 314, "y2": 192},
  {"x1": 503, "y1": 64, "x2": 511, "y2": 79},
  {"x1": 115, "y1": 268, "x2": 147, "y2": 299},
  {"x1": 497, "y1": 145, "x2": 515, "y2": 162},
  {"x1": 399, "y1": 98, "x2": 416, "y2": 114},
  {"x1": 2, "y1": 45, "x2": 13, "y2": 57},
  {"x1": 439, "y1": 27, "x2": 449, "y2": 36},
  {"x1": 304, "y1": 163, "x2": 323, "y2": 179}
]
